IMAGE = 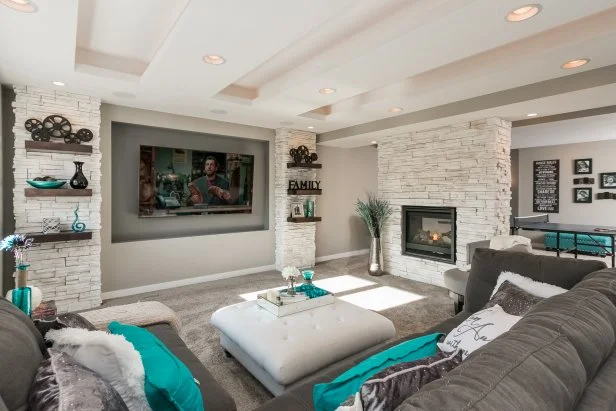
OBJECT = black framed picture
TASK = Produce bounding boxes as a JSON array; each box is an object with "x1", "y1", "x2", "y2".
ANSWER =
[
  {"x1": 600, "y1": 172, "x2": 616, "y2": 189},
  {"x1": 574, "y1": 187, "x2": 592, "y2": 203},
  {"x1": 574, "y1": 158, "x2": 592, "y2": 174}
]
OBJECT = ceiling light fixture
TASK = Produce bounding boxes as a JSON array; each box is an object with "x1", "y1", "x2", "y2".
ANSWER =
[
  {"x1": 371, "y1": 141, "x2": 378, "y2": 145},
  {"x1": 388, "y1": 107, "x2": 403, "y2": 113},
  {"x1": 527, "y1": 113, "x2": 538, "y2": 117},
  {"x1": 561, "y1": 59, "x2": 590, "y2": 69},
  {"x1": 506, "y1": 4, "x2": 541, "y2": 22},
  {"x1": 307, "y1": 126, "x2": 314, "y2": 129},
  {"x1": 0, "y1": 0, "x2": 38, "y2": 12},
  {"x1": 52, "y1": 81, "x2": 65, "y2": 87},
  {"x1": 203, "y1": 55, "x2": 226, "y2": 65},
  {"x1": 319, "y1": 88, "x2": 336, "y2": 95}
]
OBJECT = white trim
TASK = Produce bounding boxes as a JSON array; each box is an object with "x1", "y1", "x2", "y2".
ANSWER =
[
  {"x1": 101, "y1": 264, "x2": 276, "y2": 300},
  {"x1": 315, "y1": 248, "x2": 369, "y2": 263}
]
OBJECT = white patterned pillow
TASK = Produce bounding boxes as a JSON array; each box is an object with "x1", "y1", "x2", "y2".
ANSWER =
[{"x1": 438, "y1": 305, "x2": 520, "y2": 359}]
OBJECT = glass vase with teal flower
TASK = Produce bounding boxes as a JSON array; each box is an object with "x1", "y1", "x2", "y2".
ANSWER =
[{"x1": 0, "y1": 234, "x2": 34, "y2": 316}]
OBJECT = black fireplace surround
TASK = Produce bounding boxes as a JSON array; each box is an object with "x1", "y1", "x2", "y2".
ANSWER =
[{"x1": 402, "y1": 206, "x2": 456, "y2": 263}]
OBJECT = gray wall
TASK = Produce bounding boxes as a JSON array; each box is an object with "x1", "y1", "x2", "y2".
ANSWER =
[
  {"x1": 315, "y1": 145, "x2": 377, "y2": 257},
  {"x1": 101, "y1": 104, "x2": 275, "y2": 294},
  {"x1": 510, "y1": 149, "x2": 519, "y2": 219},
  {"x1": 111, "y1": 122, "x2": 269, "y2": 242},
  {"x1": 518, "y1": 140, "x2": 616, "y2": 227},
  {"x1": 1, "y1": 86, "x2": 16, "y2": 294}
]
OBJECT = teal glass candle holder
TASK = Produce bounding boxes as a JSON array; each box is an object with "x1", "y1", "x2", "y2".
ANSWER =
[
  {"x1": 302, "y1": 269, "x2": 314, "y2": 285},
  {"x1": 12, "y1": 287, "x2": 32, "y2": 317}
]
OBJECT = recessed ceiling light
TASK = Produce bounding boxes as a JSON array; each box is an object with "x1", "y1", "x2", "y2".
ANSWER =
[
  {"x1": 203, "y1": 55, "x2": 226, "y2": 65},
  {"x1": 527, "y1": 113, "x2": 538, "y2": 117},
  {"x1": 0, "y1": 0, "x2": 38, "y2": 13},
  {"x1": 112, "y1": 91, "x2": 136, "y2": 99},
  {"x1": 307, "y1": 126, "x2": 314, "y2": 129},
  {"x1": 210, "y1": 109, "x2": 227, "y2": 115},
  {"x1": 561, "y1": 59, "x2": 590, "y2": 69},
  {"x1": 371, "y1": 141, "x2": 378, "y2": 145},
  {"x1": 319, "y1": 88, "x2": 336, "y2": 95},
  {"x1": 388, "y1": 107, "x2": 403, "y2": 113},
  {"x1": 506, "y1": 4, "x2": 541, "y2": 22},
  {"x1": 52, "y1": 81, "x2": 65, "y2": 87}
]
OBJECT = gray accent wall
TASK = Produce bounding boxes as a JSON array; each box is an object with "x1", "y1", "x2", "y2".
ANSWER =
[
  {"x1": 101, "y1": 104, "x2": 276, "y2": 293},
  {"x1": 315, "y1": 145, "x2": 377, "y2": 257},
  {"x1": 111, "y1": 122, "x2": 269, "y2": 242},
  {"x1": 518, "y1": 140, "x2": 616, "y2": 227},
  {"x1": 511, "y1": 149, "x2": 519, "y2": 219},
  {"x1": 1, "y1": 86, "x2": 16, "y2": 294}
]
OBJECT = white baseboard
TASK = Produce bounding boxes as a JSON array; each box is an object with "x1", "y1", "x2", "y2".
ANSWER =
[
  {"x1": 101, "y1": 264, "x2": 276, "y2": 300},
  {"x1": 315, "y1": 248, "x2": 369, "y2": 263}
]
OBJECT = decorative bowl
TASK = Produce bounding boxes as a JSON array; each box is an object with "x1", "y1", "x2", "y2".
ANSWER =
[{"x1": 27, "y1": 179, "x2": 67, "y2": 189}]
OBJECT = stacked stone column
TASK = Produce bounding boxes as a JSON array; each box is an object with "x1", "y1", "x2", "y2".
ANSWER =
[{"x1": 274, "y1": 128, "x2": 317, "y2": 270}]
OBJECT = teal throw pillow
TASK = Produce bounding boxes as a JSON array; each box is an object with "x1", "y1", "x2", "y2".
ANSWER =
[
  {"x1": 108, "y1": 321, "x2": 204, "y2": 411},
  {"x1": 313, "y1": 332, "x2": 442, "y2": 411}
]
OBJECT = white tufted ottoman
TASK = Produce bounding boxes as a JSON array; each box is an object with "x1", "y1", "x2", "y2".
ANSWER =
[{"x1": 211, "y1": 299, "x2": 396, "y2": 395}]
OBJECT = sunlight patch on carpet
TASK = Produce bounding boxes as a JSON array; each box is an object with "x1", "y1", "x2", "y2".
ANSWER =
[
  {"x1": 312, "y1": 275, "x2": 376, "y2": 294},
  {"x1": 339, "y1": 286, "x2": 424, "y2": 311}
]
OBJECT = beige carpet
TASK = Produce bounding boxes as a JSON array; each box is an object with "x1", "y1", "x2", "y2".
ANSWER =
[{"x1": 102, "y1": 255, "x2": 454, "y2": 411}]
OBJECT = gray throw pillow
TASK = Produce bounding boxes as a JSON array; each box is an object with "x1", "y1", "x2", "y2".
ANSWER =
[
  {"x1": 28, "y1": 349, "x2": 129, "y2": 411},
  {"x1": 483, "y1": 280, "x2": 544, "y2": 316},
  {"x1": 360, "y1": 349, "x2": 463, "y2": 411},
  {"x1": 34, "y1": 313, "x2": 96, "y2": 345}
]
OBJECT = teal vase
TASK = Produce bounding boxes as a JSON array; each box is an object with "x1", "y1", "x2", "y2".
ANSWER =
[
  {"x1": 304, "y1": 200, "x2": 315, "y2": 217},
  {"x1": 12, "y1": 287, "x2": 32, "y2": 316}
]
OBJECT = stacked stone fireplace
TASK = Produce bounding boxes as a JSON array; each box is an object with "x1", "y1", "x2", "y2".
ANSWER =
[{"x1": 379, "y1": 118, "x2": 512, "y2": 287}]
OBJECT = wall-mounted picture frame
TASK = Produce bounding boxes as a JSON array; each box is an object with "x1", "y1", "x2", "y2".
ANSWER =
[
  {"x1": 291, "y1": 202, "x2": 304, "y2": 218},
  {"x1": 600, "y1": 172, "x2": 616, "y2": 189},
  {"x1": 573, "y1": 158, "x2": 592, "y2": 175},
  {"x1": 574, "y1": 187, "x2": 592, "y2": 203}
]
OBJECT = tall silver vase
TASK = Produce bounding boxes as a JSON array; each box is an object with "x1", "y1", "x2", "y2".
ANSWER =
[{"x1": 368, "y1": 237, "x2": 384, "y2": 276}]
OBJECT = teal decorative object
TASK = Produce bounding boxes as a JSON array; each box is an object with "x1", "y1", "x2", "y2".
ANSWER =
[
  {"x1": 294, "y1": 284, "x2": 329, "y2": 299},
  {"x1": 71, "y1": 205, "x2": 86, "y2": 232},
  {"x1": 304, "y1": 199, "x2": 315, "y2": 217},
  {"x1": 109, "y1": 322, "x2": 204, "y2": 411},
  {"x1": 302, "y1": 269, "x2": 314, "y2": 285},
  {"x1": 11, "y1": 287, "x2": 32, "y2": 316},
  {"x1": 27, "y1": 179, "x2": 67, "y2": 189}
]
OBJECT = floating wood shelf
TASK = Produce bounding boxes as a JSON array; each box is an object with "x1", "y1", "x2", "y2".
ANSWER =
[
  {"x1": 28, "y1": 231, "x2": 92, "y2": 243},
  {"x1": 286, "y1": 163, "x2": 322, "y2": 169},
  {"x1": 287, "y1": 217, "x2": 322, "y2": 223},
  {"x1": 287, "y1": 189, "x2": 322, "y2": 195},
  {"x1": 25, "y1": 141, "x2": 93, "y2": 155},
  {"x1": 25, "y1": 188, "x2": 92, "y2": 197}
]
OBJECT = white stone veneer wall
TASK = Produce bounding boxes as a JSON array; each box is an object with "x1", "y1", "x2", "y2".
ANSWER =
[
  {"x1": 275, "y1": 128, "x2": 317, "y2": 270},
  {"x1": 378, "y1": 118, "x2": 512, "y2": 286},
  {"x1": 12, "y1": 86, "x2": 102, "y2": 312}
]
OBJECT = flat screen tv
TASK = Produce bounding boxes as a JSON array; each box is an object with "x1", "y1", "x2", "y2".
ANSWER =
[{"x1": 139, "y1": 145, "x2": 254, "y2": 217}]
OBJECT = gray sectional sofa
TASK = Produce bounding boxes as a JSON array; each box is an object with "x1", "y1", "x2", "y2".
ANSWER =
[
  {"x1": 257, "y1": 248, "x2": 615, "y2": 410},
  {"x1": 0, "y1": 297, "x2": 236, "y2": 411}
]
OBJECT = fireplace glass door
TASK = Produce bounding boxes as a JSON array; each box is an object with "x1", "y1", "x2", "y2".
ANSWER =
[{"x1": 402, "y1": 206, "x2": 456, "y2": 263}]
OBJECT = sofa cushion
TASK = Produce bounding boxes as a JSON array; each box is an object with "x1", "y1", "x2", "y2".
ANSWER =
[
  {"x1": 399, "y1": 287, "x2": 616, "y2": 411},
  {"x1": 575, "y1": 350, "x2": 616, "y2": 411},
  {"x1": 464, "y1": 248, "x2": 606, "y2": 313},
  {"x1": 145, "y1": 323, "x2": 237, "y2": 411},
  {"x1": 28, "y1": 348, "x2": 129, "y2": 411},
  {"x1": 0, "y1": 297, "x2": 45, "y2": 411},
  {"x1": 572, "y1": 268, "x2": 616, "y2": 305}
]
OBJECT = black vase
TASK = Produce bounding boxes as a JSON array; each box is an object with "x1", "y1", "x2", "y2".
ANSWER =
[{"x1": 70, "y1": 161, "x2": 88, "y2": 189}]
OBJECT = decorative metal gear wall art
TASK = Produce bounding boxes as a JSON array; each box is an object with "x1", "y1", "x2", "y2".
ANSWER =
[
  {"x1": 289, "y1": 145, "x2": 318, "y2": 165},
  {"x1": 24, "y1": 114, "x2": 94, "y2": 145}
]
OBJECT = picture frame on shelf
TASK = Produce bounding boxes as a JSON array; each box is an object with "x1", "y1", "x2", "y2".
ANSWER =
[
  {"x1": 291, "y1": 202, "x2": 304, "y2": 218},
  {"x1": 574, "y1": 187, "x2": 592, "y2": 204},
  {"x1": 573, "y1": 158, "x2": 592, "y2": 175},
  {"x1": 600, "y1": 172, "x2": 616, "y2": 189}
]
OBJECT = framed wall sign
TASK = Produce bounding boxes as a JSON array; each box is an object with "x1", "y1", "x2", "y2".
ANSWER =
[
  {"x1": 573, "y1": 158, "x2": 592, "y2": 175},
  {"x1": 533, "y1": 159, "x2": 559, "y2": 213}
]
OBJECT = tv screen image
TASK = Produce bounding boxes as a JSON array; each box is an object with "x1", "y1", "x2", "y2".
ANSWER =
[{"x1": 139, "y1": 145, "x2": 254, "y2": 217}]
